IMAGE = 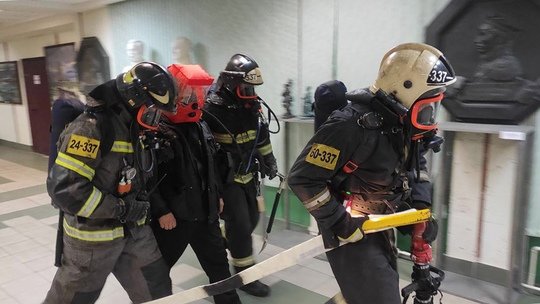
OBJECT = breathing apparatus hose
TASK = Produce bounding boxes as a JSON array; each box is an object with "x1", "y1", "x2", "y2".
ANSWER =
[
  {"x1": 258, "y1": 98, "x2": 280, "y2": 134},
  {"x1": 244, "y1": 118, "x2": 261, "y2": 174}
]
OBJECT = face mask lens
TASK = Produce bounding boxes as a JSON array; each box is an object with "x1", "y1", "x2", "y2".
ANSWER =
[
  {"x1": 137, "y1": 105, "x2": 162, "y2": 129},
  {"x1": 179, "y1": 85, "x2": 195, "y2": 105},
  {"x1": 410, "y1": 94, "x2": 442, "y2": 131},
  {"x1": 146, "y1": 74, "x2": 168, "y2": 96},
  {"x1": 417, "y1": 103, "x2": 436, "y2": 126},
  {"x1": 237, "y1": 84, "x2": 257, "y2": 99}
]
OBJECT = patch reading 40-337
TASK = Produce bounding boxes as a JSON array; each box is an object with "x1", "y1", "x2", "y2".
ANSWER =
[
  {"x1": 66, "y1": 134, "x2": 100, "y2": 159},
  {"x1": 305, "y1": 143, "x2": 340, "y2": 170}
]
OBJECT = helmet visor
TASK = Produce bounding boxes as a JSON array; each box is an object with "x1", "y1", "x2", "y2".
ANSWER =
[
  {"x1": 236, "y1": 83, "x2": 257, "y2": 99},
  {"x1": 144, "y1": 74, "x2": 176, "y2": 112},
  {"x1": 178, "y1": 85, "x2": 196, "y2": 105},
  {"x1": 410, "y1": 94, "x2": 443, "y2": 130}
]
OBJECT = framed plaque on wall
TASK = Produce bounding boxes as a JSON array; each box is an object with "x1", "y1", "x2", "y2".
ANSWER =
[{"x1": 0, "y1": 61, "x2": 22, "y2": 104}]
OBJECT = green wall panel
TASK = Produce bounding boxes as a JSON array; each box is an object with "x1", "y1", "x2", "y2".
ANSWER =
[
  {"x1": 263, "y1": 186, "x2": 310, "y2": 228},
  {"x1": 527, "y1": 236, "x2": 540, "y2": 286}
]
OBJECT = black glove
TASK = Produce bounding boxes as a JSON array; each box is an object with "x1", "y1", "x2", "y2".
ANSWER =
[
  {"x1": 116, "y1": 194, "x2": 150, "y2": 222},
  {"x1": 331, "y1": 213, "x2": 368, "y2": 243},
  {"x1": 263, "y1": 154, "x2": 278, "y2": 180},
  {"x1": 421, "y1": 218, "x2": 438, "y2": 243},
  {"x1": 397, "y1": 201, "x2": 438, "y2": 243}
]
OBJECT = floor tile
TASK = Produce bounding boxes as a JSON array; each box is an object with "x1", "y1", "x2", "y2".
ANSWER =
[
  {"x1": 170, "y1": 263, "x2": 206, "y2": 286},
  {"x1": 0, "y1": 256, "x2": 33, "y2": 285},
  {"x1": 0, "y1": 204, "x2": 57, "y2": 222},
  {"x1": 311, "y1": 277, "x2": 341, "y2": 298},
  {"x1": 2, "y1": 273, "x2": 50, "y2": 303},
  {"x1": 39, "y1": 215, "x2": 59, "y2": 225},
  {"x1": 1, "y1": 238, "x2": 42, "y2": 255},
  {"x1": 37, "y1": 267, "x2": 57, "y2": 283},
  {"x1": 0, "y1": 185, "x2": 47, "y2": 204},
  {"x1": 0, "y1": 176, "x2": 12, "y2": 185},
  {"x1": 24, "y1": 253, "x2": 55, "y2": 272}
]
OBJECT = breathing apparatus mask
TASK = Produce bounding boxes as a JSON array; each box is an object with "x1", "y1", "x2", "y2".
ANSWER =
[
  {"x1": 165, "y1": 64, "x2": 214, "y2": 124},
  {"x1": 370, "y1": 43, "x2": 456, "y2": 146}
]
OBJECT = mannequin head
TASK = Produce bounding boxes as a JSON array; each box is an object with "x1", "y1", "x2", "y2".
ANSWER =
[
  {"x1": 126, "y1": 39, "x2": 145, "y2": 63},
  {"x1": 172, "y1": 37, "x2": 193, "y2": 64}
]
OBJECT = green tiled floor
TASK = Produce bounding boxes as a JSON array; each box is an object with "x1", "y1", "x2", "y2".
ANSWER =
[
  {"x1": 0, "y1": 184, "x2": 47, "y2": 203},
  {"x1": 0, "y1": 204, "x2": 58, "y2": 222}
]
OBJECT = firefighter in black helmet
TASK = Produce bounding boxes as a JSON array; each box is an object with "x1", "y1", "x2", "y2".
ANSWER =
[
  {"x1": 44, "y1": 62, "x2": 175, "y2": 303},
  {"x1": 204, "y1": 54, "x2": 277, "y2": 297},
  {"x1": 288, "y1": 43, "x2": 456, "y2": 304}
]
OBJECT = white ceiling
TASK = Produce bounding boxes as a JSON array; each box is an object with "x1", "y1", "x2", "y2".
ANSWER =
[{"x1": 0, "y1": 0, "x2": 124, "y2": 29}]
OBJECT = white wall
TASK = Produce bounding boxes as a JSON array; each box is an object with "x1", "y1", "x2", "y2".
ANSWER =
[
  {"x1": 0, "y1": 8, "x2": 110, "y2": 147},
  {"x1": 1, "y1": 33, "x2": 58, "y2": 145},
  {"x1": 0, "y1": 0, "x2": 448, "y2": 150},
  {"x1": 81, "y1": 8, "x2": 114, "y2": 79}
]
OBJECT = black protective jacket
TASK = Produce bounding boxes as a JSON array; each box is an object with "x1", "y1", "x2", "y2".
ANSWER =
[
  {"x1": 47, "y1": 80, "x2": 148, "y2": 243},
  {"x1": 150, "y1": 121, "x2": 222, "y2": 223},
  {"x1": 288, "y1": 88, "x2": 431, "y2": 247},
  {"x1": 204, "y1": 88, "x2": 275, "y2": 184}
]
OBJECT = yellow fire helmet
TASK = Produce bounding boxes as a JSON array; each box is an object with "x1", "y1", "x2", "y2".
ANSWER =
[{"x1": 370, "y1": 43, "x2": 457, "y2": 109}]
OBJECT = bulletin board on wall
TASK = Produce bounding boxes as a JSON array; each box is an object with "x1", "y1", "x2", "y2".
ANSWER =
[{"x1": 0, "y1": 61, "x2": 22, "y2": 104}]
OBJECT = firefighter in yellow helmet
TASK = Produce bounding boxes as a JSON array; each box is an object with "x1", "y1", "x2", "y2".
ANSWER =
[{"x1": 288, "y1": 43, "x2": 456, "y2": 304}]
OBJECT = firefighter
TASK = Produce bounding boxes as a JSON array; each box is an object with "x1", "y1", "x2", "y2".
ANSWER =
[
  {"x1": 150, "y1": 63, "x2": 241, "y2": 304},
  {"x1": 203, "y1": 54, "x2": 277, "y2": 297},
  {"x1": 45, "y1": 62, "x2": 176, "y2": 304},
  {"x1": 287, "y1": 43, "x2": 456, "y2": 304}
]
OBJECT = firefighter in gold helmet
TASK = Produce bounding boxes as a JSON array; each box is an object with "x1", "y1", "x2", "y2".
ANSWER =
[{"x1": 288, "y1": 43, "x2": 456, "y2": 304}]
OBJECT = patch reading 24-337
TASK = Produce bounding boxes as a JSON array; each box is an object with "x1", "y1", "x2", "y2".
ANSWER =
[
  {"x1": 66, "y1": 134, "x2": 100, "y2": 159},
  {"x1": 305, "y1": 143, "x2": 340, "y2": 170}
]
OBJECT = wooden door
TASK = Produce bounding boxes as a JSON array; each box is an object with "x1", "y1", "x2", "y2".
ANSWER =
[{"x1": 22, "y1": 57, "x2": 51, "y2": 155}]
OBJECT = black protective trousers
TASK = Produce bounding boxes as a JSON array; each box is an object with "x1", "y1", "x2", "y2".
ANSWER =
[
  {"x1": 325, "y1": 231, "x2": 401, "y2": 304},
  {"x1": 151, "y1": 219, "x2": 240, "y2": 304},
  {"x1": 220, "y1": 179, "x2": 259, "y2": 265}
]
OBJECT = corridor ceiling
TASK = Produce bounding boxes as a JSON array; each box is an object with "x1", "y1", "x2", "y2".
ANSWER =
[{"x1": 0, "y1": 0, "x2": 124, "y2": 28}]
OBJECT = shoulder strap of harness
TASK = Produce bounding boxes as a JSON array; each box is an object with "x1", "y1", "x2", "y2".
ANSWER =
[
  {"x1": 329, "y1": 105, "x2": 373, "y2": 189},
  {"x1": 86, "y1": 105, "x2": 115, "y2": 157},
  {"x1": 331, "y1": 101, "x2": 408, "y2": 194}
]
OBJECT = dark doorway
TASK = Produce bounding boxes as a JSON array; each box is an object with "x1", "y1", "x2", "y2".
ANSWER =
[{"x1": 22, "y1": 57, "x2": 51, "y2": 155}]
